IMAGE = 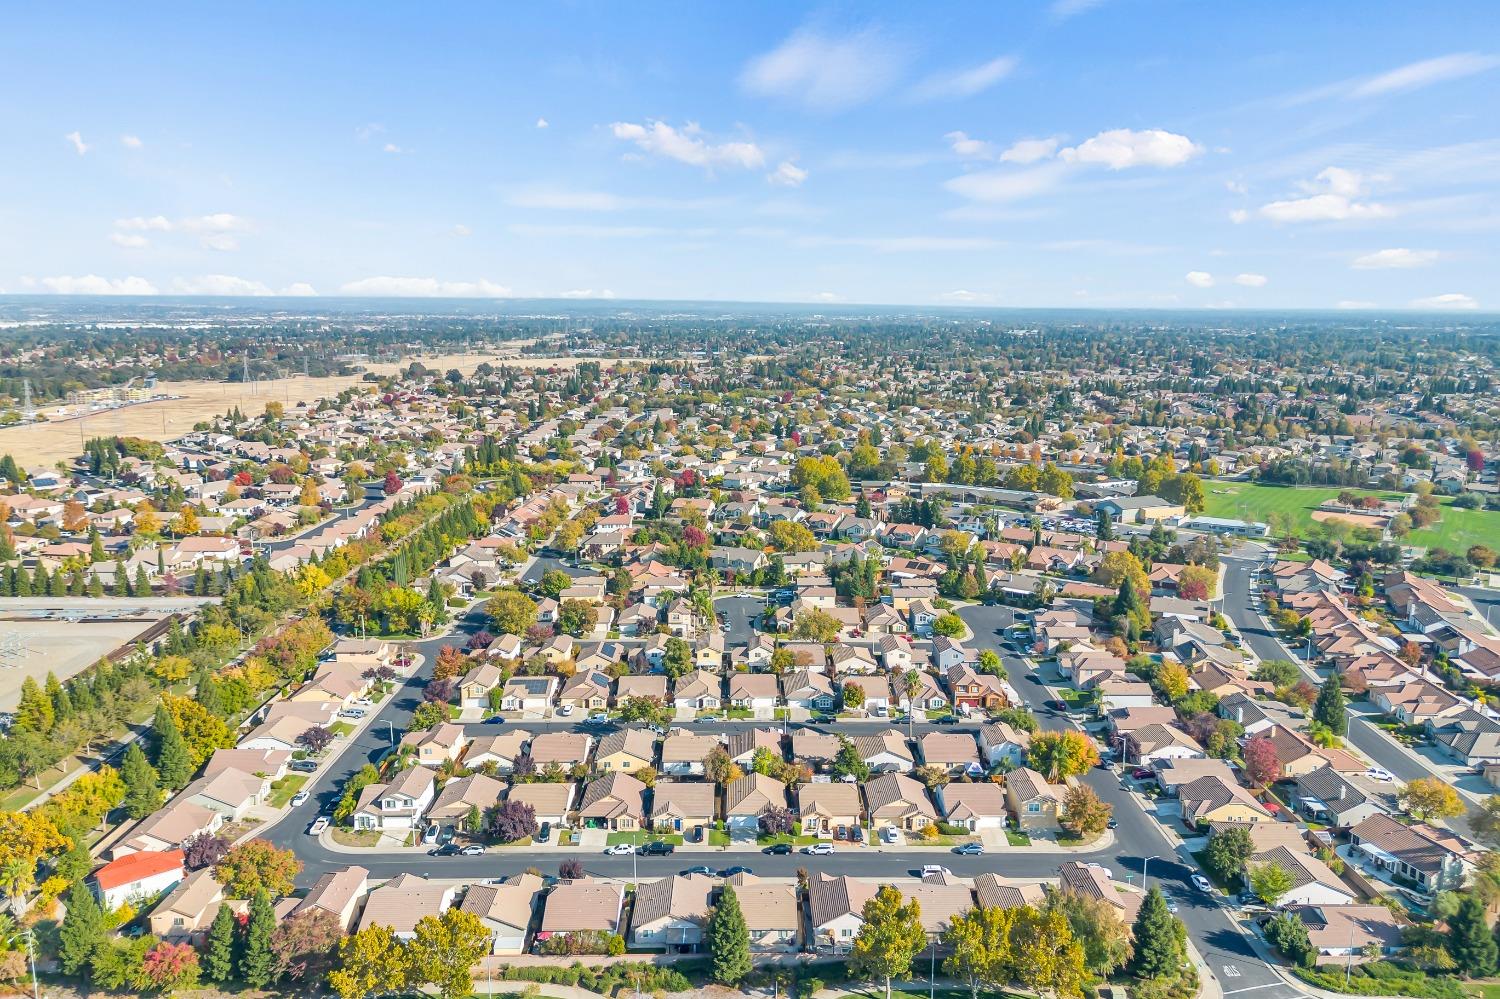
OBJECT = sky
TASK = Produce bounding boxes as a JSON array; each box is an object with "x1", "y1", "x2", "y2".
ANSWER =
[{"x1": 1, "y1": 1, "x2": 1498, "y2": 310}]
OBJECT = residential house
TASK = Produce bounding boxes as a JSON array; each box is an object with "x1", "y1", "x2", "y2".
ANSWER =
[
  {"x1": 650, "y1": 781, "x2": 717, "y2": 834},
  {"x1": 461, "y1": 873, "x2": 544, "y2": 955},
  {"x1": 402, "y1": 723, "x2": 469, "y2": 767},
  {"x1": 808, "y1": 873, "x2": 879, "y2": 952},
  {"x1": 148, "y1": 868, "x2": 239, "y2": 943},
  {"x1": 1349, "y1": 813, "x2": 1472, "y2": 892},
  {"x1": 1248, "y1": 847, "x2": 1357, "y2": 907},
  {"x1": 352, "y1": 764, "x2": 438, "y2": 832},
  {"x1": 506, "y1": 783, "x2": 576, "y2": 831},
  {"x1": 782, "y1": 671, "x2": 836, "y2": 713},
  {"x1": 724, "y1": 773, "x2": 788, "y2": 837},
  {"x1": 92, "y1": 850, "x2": 185, "y2": 909},
  {"x1": 630, "y1": 875, "x2": 715, "y2": 951},
  {"x1": 464, "y1": 730, "x2": 532, "y2": 774},
  {"x1": 578, "y1": 772, "x2": 647, "y2": 831},
  {"x1": 727, "y1": 673, "x2": 779, "y2": 713},
  {"x1": 978, "y1": 723, "x2": 1030, "y2": 768},
  {"x1": 864, "y1": 773, "x2": 938, "y2": 832},
  {"x1": 725, "y1": 874, "x2": 801, "y2": 952},
  {"x1": 1005, "y1": 767, "x2": 1066, "y2": 832},
  {"x1": 936, "y1": 782, "x2": 1008, "y2": 831},
  {"x1": 1285, "y1": 904, "x2": 1406, "y2": 958},
  {"x1": 919, "y1": 732, "x2": 982, "y2": 775},
  {"x1": 594, "y1": 729, "x2": 656, "y2": 774},
  {"x1": 428, "y1": 774, "x2": 506, "y2": 825},
  {"x1": 672, "y1": 670, "x2": 722, "y2": 711},
  {"x1": 1290, "y1": 765, "x2": 1382, "y2": 828},
  {"x1": 499, "y1": 676, "x2": 557, "y2": 715},
  {"x1": 797, "y1": 782, "x2": 863, "y2": 838},
  {"x1": 539, "y1": 879, "x2": 625, "y2": 945},
  {"x1": 291, "y1": 865, "x2": 368, "y2": 931},
  {"x1": 945, "y1": 664, "x2": 1008, "y2": 712},
  {"x1": 527, "y1": 732, "x2": 593, "y2": 772},
  {"x1": 355, "y1": 874, "x2": 457, "y2": 940}
]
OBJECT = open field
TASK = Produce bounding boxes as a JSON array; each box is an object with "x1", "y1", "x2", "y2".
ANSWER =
[
  {"x1": 1409, "y1": 500, "x2": 1500, "y2": 553},
  {"x1": 0, "y1": 350, "x2": 605, "y2": 469},
  {"x1": 1202, "y1": 481, "x2": 1406, "y2": 535},
  {"x1": 0, "y1": 617, "x2": 157, "y2": 708}
]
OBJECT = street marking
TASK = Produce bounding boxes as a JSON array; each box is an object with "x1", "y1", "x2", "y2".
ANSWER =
[
  {"x1": 1223, "y1": 985, "x2": 1285, "y2": 994},
  {"x1": 1222, "y1": 966, "x2": 1242, "y2": 978}
]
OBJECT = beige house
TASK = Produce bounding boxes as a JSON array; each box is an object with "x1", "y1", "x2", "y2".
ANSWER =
[
  {"x1": 578, "y1": 772, "x2": 647, "y2": 831},
  {"x1": 291, "y1": 865, "x2": 369, "y2": 931},
  {"x1": 594, "y1": 728, "x2": 656, "y2": 774},
  {"x1": 864, "y1": 773, "x2": 938, "y2": 832},
  {"x1": 461, "y1": 873, "x2": 544, "y2": 954},
  {"x1": 726, "y1": 874, "x2": 801, "y2": 952},
  {"x1": 540, "y1": 878, "x2": 625, "y2": 940},
  {"x1": 148, "y1": 869, "x2": 241, "y2": 943},
  {"x1": 650, "y1": 781, "x2": 717, "y2": 834},
  {"x1": 1005, "y1": 767, "x2": 1067, "y2": 832},
  {"x1": 506, "y1": 782, "x2": 576, "y2": 829},
  {"x1": 797, "y1": 782, "x2": 863, "y2": 838},
  {"x1": 428, "y1": 774, "x2": 506, "y2": 824},
  {"x1": 402, "y1": 723, "x2": 469, "y2": 767}
]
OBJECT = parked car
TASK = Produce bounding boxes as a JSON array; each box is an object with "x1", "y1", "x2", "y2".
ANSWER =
[
  {"x1": 933, "y1": 715, "x2": 960, "y2": 725},
  {"x1": 586, "y1": 712, "x2": 608, "y2": 724},
  {"x1": 459, "y1": 845, "x2": 486, "y2": 856},
  {"x1": 921, "y1": 865, "x2": 949, "y2": 878},
  {"x1": 429, "y1": 843, "x2": 461, "y2": 857},
  {"x1": 604, "y1": 843, "x2": 634, "y2": 855},
  {"x1": 1366, "y1": 767, "x2": 1395, "y2": 782},
  {"x1": 308, "y1": 816, "x2": 329, "y2": 835},
  {"x1": 720, "y1": 866, "x2": 752, "y2": 877},
  {"x1": 537, "y1": 822, "x2": 551, "y2": 843},
  {"x1": 880, "y1": 826, "x2": 900, "y2": 844},
  {"x1": 1191, "y1": 873, "x2": 1214, "y2": 893},
  {"x1": 338, "y1": 708, "x2": 367, "y2": 719},
  {"x1": 803, "y1": 843, "x2": 835, "y2": 855},
  {"x1": 1130, "y1": 768, "x2": 1154, "y2": 780},
  {"x1": 486, "y1": 716, "x2": 506, "y2": 725},
  {"x1": 557, "y1": 704, "x2": 574, "y2": 716},
  {"x1": 289, "y1": 791, "x2": 309, "y2": 807},
  {"x1": 680, "y1": 865, "x2": 715, "y2": 876},
  {"x1": 638, "y1": 840, "x2": 675, "y2": 856},
  {"x1": 289, "y1": 760, "x2": 319, "y2": 774},
  {"x1": 764, "y1": 843, "x2": 792, "y2": 855},
  {"x1": 953, "y1": 843, "x2": 984, "y2": 855},
  {"x1": 1106, "y1": 818, "x2": 1118, "y2": 829}
]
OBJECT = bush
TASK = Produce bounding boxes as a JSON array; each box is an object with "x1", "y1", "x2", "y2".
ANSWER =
[{"x1": 1292, "y1": 962, "x2": 1466, "y2": 999}]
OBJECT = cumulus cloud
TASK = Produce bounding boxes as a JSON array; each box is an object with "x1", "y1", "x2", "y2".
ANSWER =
[
  {"x1": 1000, "y1": 137, "x2": 1060, "y2": 164},
  {"x1": 170, "y1": 274, "x2": 275, "y2": 296},
  {"x1": 1352, "y1": 247, "x2": 1439, "y2": 269},
  {"x1": 535, "y1": 117, "x2": 549, "y2": 129},
  {"x1": 338, "y1": 276, "x2": 513, "y2": 298},
  {"x1": 115, "y1": 215, "x2": 174, "y2": 231},
  {"x1": 1185, "y1": 271, "x2": 1215, "y2": 288},
  {"x1": 767, "y1": 161, "x2": 808, "y2": 186},
  {"x1": 109, "y1": 233, "x2": 148, "y2": 249},
  {"x1": 910, "y1": 55, "x2": 1017, "y2": 101},
  {"x1": 1350, "y1": 52, "x2": 1500, "y2": 99},
  {"x1": 1058, "y1": 128, "x2": 1202, "y2": 169},
  {"x1": 180, "y1": 213, "x2": 251, "y2": 250},
  {"x1": 938, "y1": 289, "x2": 996, "y2": 303},
  {"x1": 1257, "y1": 167, "x2": 1391, "y2": 223},
  {"x1": 945, "y1": 131, "x2": 995, "y2": 158},
  {"x1": 120, "y1": 134, "x2": 143, "y2": 149},
  {"x1": 382, "y1": 143, "x2": 404, "y2": 154},
  {"x1": 1411, "y1": 292, "x2": 1478, "y2": 310},
  {"x1": 38, "y1": 274, "x2": 158, "y2": 295},
  {"x1": 740, "y1": 27, "x2": 907, "y2": 111},
  {"x1": 281, "y1": 282, "x2": 318, "y2": 296},
  {"x1": 558, "y1": 289, "x2": 616, "y2": 299},
  {"x1": 1234, "y1": 273, "x2": 1268, "y2": 287},
  {"x1": 609, "y1": 121, "x2": 765, "y2": 171},
  {"x1": 65, "y1": 131, "x2": 89, "y2": 155}
]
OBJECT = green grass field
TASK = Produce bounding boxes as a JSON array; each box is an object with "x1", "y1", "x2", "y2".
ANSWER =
[{"x1": 1409, "y1": 500, "x2": 1500, "y2": 553}]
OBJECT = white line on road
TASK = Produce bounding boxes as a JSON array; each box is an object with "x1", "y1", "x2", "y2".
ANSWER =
[{"x1": 1222, "y1": 984, "x2": 1288, "y2": 994}]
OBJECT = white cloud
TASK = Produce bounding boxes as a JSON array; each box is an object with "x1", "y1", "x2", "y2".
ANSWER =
[
  {"x1": 558, "y1": 289, "x2": 616, "y2": 299},
  {"x1": 910, "y1": 55, "x2": 1017, "y2": 101},
  {"x1": 39, "y1": 274, "x2": 157, "y2": 295},
  {"x1": 1257, "y1": 167, "x2": 1390, "y2": 223},
  {"x1": 609, "y1": 121, "x2": 765, "y2": 171},
  {"x1": 945, "y1": 162, "x2": 1069, "y2": 202},
  {"x1": 1351, "y1": 247, "x2": 1439, "y2": 269},
  {"x1": 1058, "y1": 128, "x2": 1202, "y2": 169},
  {"x1": 1185, "y1": 271, "x2": 1215, "y2": 288},
  {"x1": 767, "y1": 161, "x2": 808, "y2": 187},
  {"x1": 510, "y1": 187, "x2": 628, "y2": 211},
  {"x1": 382, "y1": 143, "x2": 404, "y2": 154},
  {"x1": 338, "y1": 276, "x2": 513, "y2": 297},
  {"x1": 812, "y1": 291, "x2": 843, "y2": 302},
  {"x1": 1225, "y1": 180, "x2": 1248, "y2": 194},
  {"x1": 109, "y1": 233, "x2": 148, "y2": 249},
  {"x1": 65, "y1": 131, "x2": 89, "y2": 155},
  {"x1": 797, "y1": 234, "x2": 1001, "y2": 252},
  {"x1": 1228, "y1": 209, "x2": 1250, "y2": 224},
  {"x1": 938, "y1": 289, "x2": 997, "y2": 303},
  {"x1": 200, "y1": 233, "x2": 239, "y2": 252},
  {"x1": 946, "y1": 131, "x2": 995, "y2": 158},
  {"x1": 120, "y1": 134, "x2": 143, "y2": 149},
  {"x1": 1000, "y1": 137, "x2": 1060, "y2": 164},
  {"x1": 281, "y1": 282, "x2": 318, "y2": 296},
  {"x1": 115, "y1": 215, "x2": 174, "y2": 231},
  {"x1": 1337, "y1": 300, "x2": 1378, "y2": 309},
  {"x1": 1350, "y1": 52, "x2": 1500, "y2": 99},
  {"x1": 451, "y1": 224, "x2": 472, "y2": 237},
  {"x1": 740, "y1": 27, "x2": 906, "y2": 111},
  {"x1": 181, "y1": 214, "x2": 250, "y2": 251},
  {"x1": 1234, "y1": 273, "x2": 1268, "y2": 287},
  {"x1": 1411, "y1": 292, "x2": 1478, "y2": 310},
  {"x1": 535, "y1": 118, "x2": 549, "y2": 129},
  {"x1": 1051, "y1": 0, "x2": 1106, "y2": 18},
  {"x1": 355, "y1": 123, "x2": 384, "y2": 141},
  {"x1": 171, "y1": 274, "x2": 274, "y2": 296}
]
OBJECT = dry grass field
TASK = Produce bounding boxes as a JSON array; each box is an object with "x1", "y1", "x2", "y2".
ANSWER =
[{"x1": 0, "y1": 351, "x2": 599, "y2": 469}]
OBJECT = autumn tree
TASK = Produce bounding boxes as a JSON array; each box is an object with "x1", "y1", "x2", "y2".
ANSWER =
[
  {"x1": 329, "y1": 924, "x2": 411, "y2": 999},
  {"x1": 1060, "y1": 784, "x2": 1112, "y2": 839},
  {"x1": 851, "y1": 886, "x2": 927, "y2": 999},
  {"x1": 1401, "y1": 778, "x2": 1464, "y2": 822},
  {"x1": 215, "y1": 840, "x2": 302, "y2": 899},
  {"x1": 1241, "y1": 734, "x2": 1280, "y2": 787},
  {"x1": 1025, "y1": 730, "x2": 1099, "y2": 781}
]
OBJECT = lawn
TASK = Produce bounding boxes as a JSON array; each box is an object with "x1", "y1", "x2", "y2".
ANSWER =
[
  {"x1": 329, "y1": 721, "x2": 355, "y2": 737},
  {"x1": 758, "y1": 832, "x2": 821, "y2": 847},
  {"x1": 1202, "y1": 481, "x2": 1404, "y2": 535},
  {"x1": 605, "y1": 831, "x2": 684, "y2": 847},
  {"x1": 1005, "y1": 828, "x2": 1032, "y2": 846},
  {"x1": 1409, "y1": 500, "x2": 1500, "y2": 553},
  {"x1": 268, "y1": 774, "x2": 310, "y2": 807}
]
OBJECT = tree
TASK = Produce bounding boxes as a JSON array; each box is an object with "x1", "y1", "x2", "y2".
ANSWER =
[
  {"x1": 1313, "y1": 672, "x2": 1347, "y2": 737},
  {"x1": 559, "y1": 858, "x2": 585, "y2": 880},
  {"x1": 841, "y1": 681, "x2": 866, "y2": 712},
  {"x1": 1011, "y1": 905, "x2": 1088, "y2": 999},
  {"x1": 141, "y1": 940, "x2": 202, "y2": 992},
  {"x1": 486, "y1": 799, "x2": 538, "y2": 842},
  {"x1": 759, "y1": 805, "x2": 795, "y2": 836},
  {"x1": 707, "y1": 884, "x2": 752, "y2": 984},
  {"x1": 152, "y1": 703, "x2": 193, "y2": 790},
  {"x1": 769, "y1": 520, "x2": 818, "y2": 553},
  {"x1": 215, "y1": 840, "x2": 302, "y2": 899},
  {"x1": 943, "y1": 905, "x2": 1015, "y2": 999},
  {"x1": 1402, "y1": 777, "x2": 1464, "y2": 822},
  {"x1": 1129, "y1": 886, "x2": 1187, "y2": 979},
  {"x1": 792, "y1": 609, "x2": 841, "y2": 643},
  {"x1": 407, "y1": 907, "x2": 491, "y2": 999},
  {"x1": 834, "y1": 737, "x2": 870, "y2": 782},
  {"x1": 1177, "y1": 564, "x2": 1217, "y2": 601},
  {"x1": 203, "y1": 902, "x2": 237, "y2": 983},
  {"x1": 1450, "y1": 894, "x2": 1499, "y2": 977},
  {"x1": 1472, "y1": 795, "x2": 1500, "y2": 847},
  {"x1": 558, "y1": 599, "x2": 599, "y2": 637},
  {"x1": 298, "y1": 725, "x2": 335, "y2": 754},
  {"x1": 617, "y1": 696, "x2": 673, "y2": 730},
  {"x1": 239, "y1": 887, "x2": 276, "y2": 988},
  {"x1": 486, "y1": 589, "x2": 538, "y2": 635},
  {"x1": 120, "y1": 742, "x2": 162, "y2": 820},
  {"x1": 704, "y1": 746, "x2": 743, "y2": 786},
  {"x1": 90, "y1": 936, "x2": 154, "y2": 991},
  {"x1": 1060, "y1": 784, "x2": 1111, "y2": 839},
  {"x1": 851, "y1": 886, "x2": 927, "y2": 999},
  {"x1": 1025, "y1": 730, "x2": 1099, "y2": 782},
  {"x1": 932, "y1": 613, "x2": 965, "y2": 637},
  {"x1": 539, "y1": 569, "x2": 571, "y2": 600},
  {"x1": 58, "y1": 879, "x2": 105, "y2": 974},
  {"x1": 329, "y1": 924, "x2": 410, "y2": 999},
  {"x1": 1203, "y1": 826, "x2": 1255, "y2": 886},
  {"x1": 1264, "y1": 910, "x2": 1314, "y2": 967},
  {"x1": 1046, "y1": 890, "x2": 1131, "y2": 977},
  {"x1": 272, "y1": 907, "x2": 343, "y2": 982},
  {"x1": 1242, "y1": 734, "x2": 1280, "y2": 787},
  {"x1": 1249, "y1": 860, "x2": 1295, "y2": 906}
]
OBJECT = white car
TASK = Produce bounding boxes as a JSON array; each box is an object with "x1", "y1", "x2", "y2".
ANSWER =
[
  {"x1": 290, "y1": 791, "x2": 309, "y2": 807},
  {"x1": 587, "y1": 712, "x2": 608, "y2": 724},
  {"x1": 308, "y1": 817, "x2": 329, "y2": 836},
  {"x1": 1366, "y1": 767, "x2": 1395, "y2": 782},
  {"x1": 1191, "y1": 873, "x2": 1214, "y2": 893},
  {"x1": 921, "y1": 865, "x2": 950, "y2": 878},
  {"x1": 803, "y1": 843, "x2": 835, "y2": 856},
  {"x1": 605, "y1": 843, "x2": 635, "y2": 855},
  {"x1": 557, "y1": 704, "x2": 574, "y2": 716}
]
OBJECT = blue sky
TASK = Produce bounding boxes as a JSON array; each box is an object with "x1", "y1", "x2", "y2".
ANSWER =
[{"x1": 2, "y1": 1, "x2": 1497, "y2": 309}]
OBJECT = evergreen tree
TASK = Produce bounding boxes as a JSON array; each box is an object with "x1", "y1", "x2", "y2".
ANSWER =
[
  {"x1": 15, "y1": 676, "x2": 54, "y2": 734},
  {"x1": 89, "y1": 528, "x2": 105, "y2": 563},
  {"x1": 1313, "y1": 673, "x2": 1347, "y2": 737},
  {"x1": 203, "y1": 903, "x2": 237, "y2": 983},
  {"x1": 238, "y1": 888, "x2": 275, "y2": 987},
  {"x1": 707, "y1": 884, "x2": 752, "y2": 984},
  {"x1": 87, "y1": 572, "x2": 104, "y2": 597},
  {"x1": 1449, "y1": 895, "x2": 1499, "y2": 977},
  {"x1": 112, "y1": 560, "x2": 129, "y2": 597},
  {"x1": 153, "y1": 703, "x2": 194, "y2": 790},
  {"x1": 58, "y1": 880, "x2": 105, "y2": 975},
  {"x1": 13, "y1": 565, "x2": 31, "y2": 596},
  {"x1": 120, "y1": 742, "x2": 163, "y2": 819},
  {"x1": 1129, "y1": 886, "x2": 1186, "y2": 980},
  {"x1": 134, "y1": 565, "x2": 151, "y2": 596}
]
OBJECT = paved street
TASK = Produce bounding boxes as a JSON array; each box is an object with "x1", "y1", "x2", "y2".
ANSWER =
[{"x1": 714, "y1": 592, "x2": 764, "y2": 646}]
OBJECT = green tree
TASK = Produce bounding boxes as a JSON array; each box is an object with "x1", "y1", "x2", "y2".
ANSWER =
[
  {"x1": 485, "y1": 589, "x2": 538, "y2": 635},
  {"x1": 203, "y1": 902, "x2": 238, "y2": 983},
  {"x1": 1313, "y1": 672, "x2": 1347, "y2": 737},
  {"x1": 1203, "y1": 826, "x2": 1255, "y2": 886},
  {"x1": 851, "y1": 886, "x2": 927, "y2": 999},
  {"x1": 1129, "y1": 886, "x2": 1186, "y2": 980},
  {"x1": 1264, "y1": 911, "x2": 1314, "y2": 968},
  {"x1": 707, "y1": 884, "x2": 752, "y2": 984},
  {"x1": 1046, "y1": 891, "x2": 1131, "y2": 977},
  {"x1": 58, "y1": 879, "x2": 105, "y2": 974},
  {"x1": 152, "y1": 703, "x2": 194, "y2": 790},
  {"x1": 1011, "y1": 905, "x2": 1088, "y2": 999},
  {"x1": 238, "y1": 888, "x2": 276, "y2": 988},
  {"x1": 539, "y1": 569, "x2": 571, "y2": 600},
  {"x1": 1249, "y1": 861, "x2": 1295, "y2": 906},
  {"x1": 932, "y1": 613, "x2": 965, "y2": 637},
  {"x1": 1449, "y1": 895, "x2": 1499, "y2": 977},
  {"x1": 407, "y1": 907, "x2": 491, "y2": 999},
  {"x1": 943, "y1": 904, "x2": 1015, "y2": 999},
  {"x1": 120, "y1": 742, "x2": 162, "y2": 820}
]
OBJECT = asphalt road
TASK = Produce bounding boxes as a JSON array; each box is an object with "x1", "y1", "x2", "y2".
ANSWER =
[
  {"x1": 517, "y1": 555, "x2": 593, "y2": 587},
  {"x1": 958, "y1": 602, "x2": 1303, "y2": 999},
  {"x1": 259, "y1": 486, "x2": 387, "y2": 556},
  {"x1": 714, "y1": 592, "x2": 764, "y2": 647}
]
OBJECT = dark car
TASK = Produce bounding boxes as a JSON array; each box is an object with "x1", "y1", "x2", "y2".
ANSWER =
[
  {"x1": 1045, "y1": 699, "x2": 1067, "y2": 711},
  {"x1": 1106, "y1": 818, "x2": 1119, "y2": 830},
  {"x1": 680, "y1": 865, "x2": 715, "y2": 876},
  {"x1": 428, "y1": 843, "x2": 461, "y2": 857},
  {"x1": 1131, "y1": 768, "x2": 1155, "y2": 780},
  {"x1": 639, "y1": 840, "x2": 675, "y2": 856},
  {"x1": 764, "y1": 843, "x2": 792, "y2": 855},
  {"x1": 537, "y1": 822, "x2": 551, "y2": 843},
  {"x1": 288, "y1": 760, "x2": 319, "y2": 773},
  {"x1": 486, "y1": 716, "x2": 506, "y2": 725},
  {"x1": 720, "y1": 866, "x2": 752, "y2": 877},
  {"x1": 933, "y1": 715, "x2": 959, "y2": 725}
]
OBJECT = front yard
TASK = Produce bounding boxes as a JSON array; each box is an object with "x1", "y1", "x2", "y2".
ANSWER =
[{"x1": 267, "y1": 774, "x2": 309, "y2": 807}]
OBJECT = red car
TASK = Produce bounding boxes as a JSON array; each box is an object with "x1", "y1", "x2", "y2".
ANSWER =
[{"x1": 1131, "y1": 768, "x2": 1154, "y2": 780}]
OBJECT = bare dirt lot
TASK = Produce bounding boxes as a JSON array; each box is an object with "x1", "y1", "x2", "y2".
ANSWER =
[{"x1": 0, "y1": 351, "x2": 599, "y2": 469}]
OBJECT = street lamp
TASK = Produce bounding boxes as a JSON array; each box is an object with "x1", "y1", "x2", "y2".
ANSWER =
[
  {"x1": 3, "y1": 928, "x2": 38, "y2": 999},
  {"x1": 1143, "y1": 854, "x2": 1159, "y2": 890}
]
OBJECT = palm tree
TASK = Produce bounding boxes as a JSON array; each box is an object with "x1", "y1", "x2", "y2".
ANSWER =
[{"x1": 903, "y1": 670, "x2": 923, "y2": 739}]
